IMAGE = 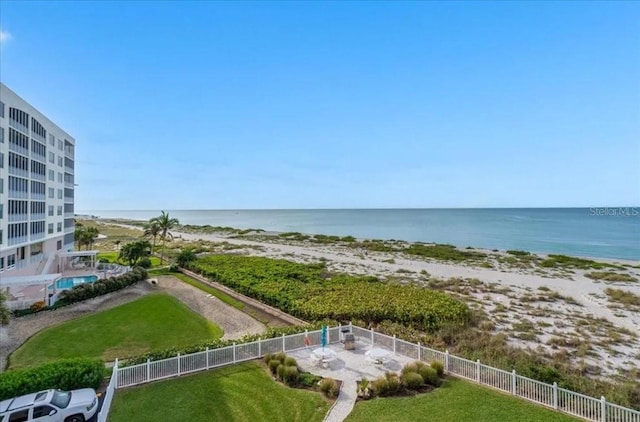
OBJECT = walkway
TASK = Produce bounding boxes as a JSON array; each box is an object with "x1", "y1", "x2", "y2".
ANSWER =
[{"x1": 288, "y1": 341, "x2": 412, "y2": 422}]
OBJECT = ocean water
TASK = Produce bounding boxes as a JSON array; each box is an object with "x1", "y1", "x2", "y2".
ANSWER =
[{"x1": 81, "y1": 208, "x2": 640, "y2": 261}]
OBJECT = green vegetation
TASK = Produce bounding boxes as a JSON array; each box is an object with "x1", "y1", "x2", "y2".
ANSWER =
[
  {"x1": 0, "y1": 358, "x2": 104, "y2": 401},
  {"x1": 74, "y1": 222, "x2": 99, "y2": 250},
  {"x1": 108, "y1": 362, "x2": 330, "y2": 422},
  {"x1": 347, "y1": 377, "x2": 578, "y2": 421},
  {"x1": 404, "y1": 243, "x2": 487, "y2": 262},
  {"x1": 585, "y1": 272, "x2": 637, "y2": 282},
  {"x1": 57, "y1": 267, "x2": 148, "y2": 305},
  {"x1": 506, "y1": 250, "x2": 531, "y2": 256},
  {"x1": 97, "y1": 251, "x2": 162, "y2": 267},
  {"x1": 149, "y1": 268, "x2": 244, "y2": 310},
  {"x1": 0, "y1": 291, "x2": 10, "y2": 325},
  {"x1": 118, "y1": 239, "x2": 152, "y2": 266},
  {"x1": 540, "y1": 254, "x2": 622, "y2": 270},
  {"x1": 605, "y1": 288, "x2": 640, "y2": 311},
  {"x1": 150, "y1": 211, "x2": 179, "y2": 264},
  {"x1": 9, "y1": 294, "x2": 222, "y2": 369},
  {"x1": 192, "y1": 255, "x2": 470, "y2": 331}
]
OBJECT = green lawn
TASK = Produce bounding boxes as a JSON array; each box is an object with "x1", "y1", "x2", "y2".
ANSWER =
[
  {"x1": 9, "y1": 293, "x2": 222, "y2": 369},
  {"x1": 346, "y1": 377, "x2": 578, "y2": 422},
  {"x1": 148, "y1": 268, "x2": 244, "y2": 309},
  {"x1": 109, "y1": 362, "x2": 330, "y2": 422},
  {"x1": 97, "y1": 251, "x2": 163, "y2": 267}
]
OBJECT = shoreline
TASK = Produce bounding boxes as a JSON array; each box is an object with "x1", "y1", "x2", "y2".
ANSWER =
[{"x1": 97, "y1": 216, "x2": 640, "y2": 265}]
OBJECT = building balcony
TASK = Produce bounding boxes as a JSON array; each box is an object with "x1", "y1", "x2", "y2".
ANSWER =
[
  {"x1": 8, "y1": 213, "x2": 28, "y2": 223},
  {"x1": 31, "y1": 153, "x2": 47, "y2": 163},
  {"x1": 8, "y1": 235, "x2": 28, "y2": 246},
  {"x1": 9, "y1": 120, "x2": 29, "y2": 134},
  {"x1": 30, "y1": 193, "x2": 46, "y2": 201},
  {"x1": 8, "y1": 143, "x2": 29, "y2": 157},
  {"x1": 64, "y1": 226, "x2": 74, "y2": 234},
  {"x1": 64, "y1": 166, "x2": 74, "y2": 173},
  {"x1": 31, "y1": 172, "x2": 46, "y2": 182},
  {"x1": 31, "y1": 232, "x2": 45, "y2": 241},
  {"x1": 64, "y1": 212, "x2": 74, "y2": 218},
  {"x1": 9, "y1": 167, "x2": 29, "y2": 178},
  {"x1": 8, "y1": 190, "x2": 29, "y2": 199},
  {"x1": 65, "y1": 181, "x2": 74, "y2": 188},
  {"x1": 31, "y1": 213, "x2": 46, "y2": 221}
]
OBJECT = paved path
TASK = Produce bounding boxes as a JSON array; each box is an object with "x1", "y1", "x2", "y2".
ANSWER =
[{"x1": 324, "y1": 379, "x2": 357, "y2": 422}]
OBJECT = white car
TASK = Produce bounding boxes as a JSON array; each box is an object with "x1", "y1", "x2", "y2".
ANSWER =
[{"x1": 0, "y1": 389, "x2": 98, "y2": 422}]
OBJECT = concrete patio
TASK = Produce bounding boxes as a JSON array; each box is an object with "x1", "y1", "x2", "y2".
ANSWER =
[{"x1": 288, "y1": 340, "x2": 414, "y2": 422}]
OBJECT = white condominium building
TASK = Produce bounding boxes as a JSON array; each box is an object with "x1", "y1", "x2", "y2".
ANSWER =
[{"x1": 0, "y1": 82, "x2": 75, "y2": 282}]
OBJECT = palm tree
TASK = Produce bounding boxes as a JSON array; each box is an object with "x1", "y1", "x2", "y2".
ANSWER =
[
  {"x1": 151, "y1": 211, "x2": 179, "y2": 264},
  {"x1": 143, "y1": 220, "x2": 161, "y2": 254}
]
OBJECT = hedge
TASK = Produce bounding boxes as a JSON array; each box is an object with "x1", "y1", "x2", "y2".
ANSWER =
[{"x1": 0, "y1": 358, "x2": 104, "y2": 401}]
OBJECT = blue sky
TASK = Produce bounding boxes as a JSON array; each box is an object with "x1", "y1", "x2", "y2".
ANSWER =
[{"x1": 1, "y1": 1, "x2": 638, "y2": 210}]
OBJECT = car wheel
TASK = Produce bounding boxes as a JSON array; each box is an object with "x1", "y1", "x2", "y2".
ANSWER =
[{"x1": 65, "y1": 415, "x2": 85, "y2": 422}]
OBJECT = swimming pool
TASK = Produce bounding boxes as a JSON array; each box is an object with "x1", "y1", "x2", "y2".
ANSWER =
[{"x1": 50, "y1": 275, "x2": 99, "y2": 290}]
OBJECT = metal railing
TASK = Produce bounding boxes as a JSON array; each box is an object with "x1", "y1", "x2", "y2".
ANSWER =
[{"x1": 103, "y1": 325, "x2": 640, "y2": 422}]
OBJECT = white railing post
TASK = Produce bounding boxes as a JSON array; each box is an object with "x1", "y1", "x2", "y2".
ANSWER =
[
  {"x1": 553, "y1": 382, "x2": 558, "y2": 410},
  {"x1": 114, "y1": 358, "x2": 119, "y2": 389},
  {"x1": 258, "y1": 338, "x2": 262, "y2": 357},
  {"x1": 476, "y1": 359, "x2": 480, "y2": 383},
  {"x1": 146, "y1": 359, "x2": 150, "y2": 382},
  {"x1": 511, "y1": 369, "x2": 517, "y2": 395},
  {"x1": 417, "y1": 342, "x2": 421, "y2": 361},
  {"x1": 601, "y1": 396, "x2": 606, "y2": 422},
  {"x1": 233, "y1": 343, "x2": 236, "y2": 363},
  {"x1": 282, "y1": 333, "x2": 286, "y2": 352},
  {"x1": 393, "y1": 335, "x2": 396, "y2": 355},
  {"x1": 445, "y1": 350, "x2": 449, "y2": 374},
  {"x1": 371, "y1": 328, "x2": 374, "y2": 346},
  {"x1": 206, "y1": 347, "x2": 210, "y2": 370},
  {"x1": 177, "y1": 353, "x2": 181, "y2": 376}
]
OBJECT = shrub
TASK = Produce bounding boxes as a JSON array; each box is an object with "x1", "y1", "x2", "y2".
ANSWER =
[
  {"x1": 319, "y1": 378, "x2": 339, "y2": 398},
  {"x1": 138, "y1": 257, "x2": 152, "y2": 269},
  {"x1": 57, "y1": 267, "x2": 147, "y2": 306},
  {"x1": 284, "y1": 356, "x2": 297, "y2": 367},
  {"x1": 0, "y1": 358, "x2": 104, "y2": 401},
  {"x1": 30, "y1": 301, "x2": 46, "y2": 313},
  {"x1": 420, "y1": 366, "x2": 440, "y2": 387},
  {"x1": 276, "y1": 364, "x2": 285, "y2": 380},
  {"x1": 430, "y1": 361, "x2": 444, "y2": 377},
  {"x1": 371, "y1": 376, "x2": 390, "y2": 396},
  {"x1": 401, "y1": 362, "x2": 422, "y2": 376},
  {"x1": 402, "y1": 372, "x2": 424, "y2": 390},
  {"x1": 385, "y1": 372, "x2": 400, "y2": 393},
  {"x1": 263, "y1": 353, "x2": 274, "y2": 365},
  {"x1": 268, "y1": 359, "x2": 281, "y2": 375},
  {"x1": 299, "y1": 372, "x2": 321, "y2": 387},
  {"x1": 273, "y1": 352, "x2": 287, "y2": 364},
  {"x1": 282, "y1": 366, "x2": 299, "y2": 386}
]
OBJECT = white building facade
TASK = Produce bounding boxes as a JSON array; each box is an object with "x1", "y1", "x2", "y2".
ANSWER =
[{"x1": 0, "y1": 83, "x2": 75, "y2": 281}]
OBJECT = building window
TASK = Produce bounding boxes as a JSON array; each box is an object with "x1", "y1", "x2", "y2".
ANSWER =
[
  {"x1": 58, "y1": 139, "x2": 63, "y2": 150},
  {"x1": 8, "y1": 254, "x2": 16, "y2": 268},
  {"x1": 57, "y1": 222, "x2": 62, "y2": 232},
  {"x1": 0, "y1": 101, "x2": 4, "y2": 118},
  {"x1": 0, "y1": 204, "x2": 3, "y2": 219},
  {"x1": 48, "y1": 205, "x2": 54, "y2": 216},
  {"x1": 0, "y1": 126, "x2": 4, "y2": 143},
  {"x1": 48, "y1": 187, "x2": 54, "y2": 198},
  {"x1": 0, "y1": 152, "x2": 3, "y2": 168},
  {"x1": 49, "y1": 170, "x2": 55, "y2": 181},
  {"x1": 49, "y1": 152, "x2": 55, "y2": 163},
  {"x1": 57, "y1": 240, "x2": 62, "y2": 250},
  {"x1": 57, "y1": 189, "x2": 62, "y2": 199},
  {"x1": 0, "y1": 178, "x2": 3, "y2": 193},
  {"x1": 49, "y1": 133, "x2": 55, "y2": 146},
  {"x1": 0, "y1": 257, "x2": 4, "y2": 270},
  {"x1": 57, "y1": 205, "x2": 62, "y2": 216},
  {"x1": 58, "y1": 172, "x2": 63, "y2": 183},
  {"x1": 48, "y1": 223, "x2": 54, "y2": 234}
]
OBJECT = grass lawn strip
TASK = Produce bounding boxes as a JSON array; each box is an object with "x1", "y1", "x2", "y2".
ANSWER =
[
  {"x1": 346, "y1": 377, "x2": 579, "y2": 422},
  {"x1": 108, "y1": 362, "x2": 330, "y2": 422},
  {"x1": 9, "y1": 293, "x2": 222, "y2": 369}
]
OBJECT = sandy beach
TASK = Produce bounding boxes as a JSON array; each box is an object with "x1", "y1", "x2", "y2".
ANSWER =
[{"x1": 166, "y1": 227, "x2": 640, "y2": 379}]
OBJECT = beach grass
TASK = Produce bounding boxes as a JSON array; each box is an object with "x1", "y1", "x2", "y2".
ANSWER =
[
  {"x1": 108, "y1": 362, "x2": 329, "y2": 422},
  {"x1": 9, "y1": 293, "x2": 222, "y2": 369}
]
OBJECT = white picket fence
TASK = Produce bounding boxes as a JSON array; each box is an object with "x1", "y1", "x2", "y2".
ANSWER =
[{"x1": 98, "y1": 325, "x2": 640, "y2": 422}]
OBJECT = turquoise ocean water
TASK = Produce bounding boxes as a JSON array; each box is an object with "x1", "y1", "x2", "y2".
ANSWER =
[{"x1": 82, "y1": 208, "x2": 640, "y2": 261}]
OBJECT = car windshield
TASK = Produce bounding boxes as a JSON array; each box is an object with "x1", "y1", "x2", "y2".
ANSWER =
[{"x1": 50, "y1": 391, "x2": 72, "y2": 409}]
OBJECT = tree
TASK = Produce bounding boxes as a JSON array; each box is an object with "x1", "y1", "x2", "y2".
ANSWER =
[
  {"x1": 119, "y1": 240, "x2": 152, "y2": 266},
  {"x1": 74, "y1": 225, "x2": 99, "y2": 250},
  {"x1": 176, "y1": 248, "x2": 197, "y2": 268},
  {"x1": 0, "y1": 291, "x2": 11, "y2": 326},
  {"x1": 151, "y1": 211, "x2": 179, "y2": 264},
  {"x1": 143, "y1": 220, "x2": 161, "y2": 253}
]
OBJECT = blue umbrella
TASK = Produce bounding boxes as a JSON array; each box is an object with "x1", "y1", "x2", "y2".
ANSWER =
[{"x1": 321, "y1": 326, "x2": 328, "y2": 350}]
